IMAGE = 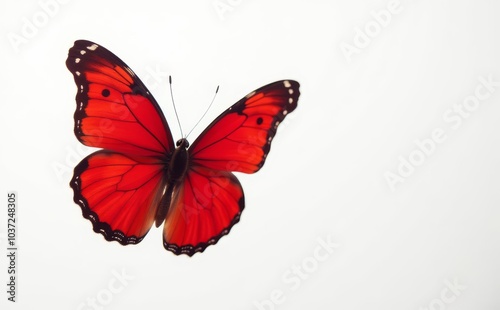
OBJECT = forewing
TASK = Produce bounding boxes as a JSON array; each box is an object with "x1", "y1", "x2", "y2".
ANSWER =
[
  {"x1": 189, "y1": 80, "x2": 300, "y2": 173},
  {"x1": 66, "y1": 40, "x2": 174, "y2": 157}
]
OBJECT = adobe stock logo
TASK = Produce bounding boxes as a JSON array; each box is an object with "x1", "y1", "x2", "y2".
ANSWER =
[
  {"x1": 52, "y1": 143, "x2": 92, "y2": 183},
  {"x1": 212, "y1": 0, "x2": 243, "y2": 21},
  {"x1": 140, "y1": 65, "x2": 169, "y2": 91},
  {"x1": 384, "y1": 75, "x2": 499, "y2": 191},
  {"x1": 419, "y1": 278, "x2": 466, "y2": 310},
  {"x1": 253, "y1": 235, "x2": 340, "y2": 310},
  {"x1": 7, "y1": 0, "x2": 71, "y2": 52},
  {"x1": 340, "y1": 0, "x2": 403, "y2": 63},
  {"x1": 76, "y1": 268, "x2": 134, "y2": 310}
]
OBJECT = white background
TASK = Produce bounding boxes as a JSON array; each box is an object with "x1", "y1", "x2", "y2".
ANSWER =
[{"x1": 1, "y1": 0, "x2": 500, "y2": 309}]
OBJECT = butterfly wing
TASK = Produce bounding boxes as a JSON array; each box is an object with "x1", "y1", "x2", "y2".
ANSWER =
[
  {"x1": 67, "y1": 40, "x2": 173, "y2": 244},
  {"x1": 71, "y1": 151, "x2": 166, "y2": 244},
  {"x1": 189, "y1": 80, "x2": 300, "y2": 173},
  {"x1": 66, "y1": 40, "x2": 174, "y2": 156},
  {"x1": 163, "y1": 167, "x2": 244, "y2": 256},
  {"x1": 163, "y1": 80, "x2": 300, "y2": 255}
]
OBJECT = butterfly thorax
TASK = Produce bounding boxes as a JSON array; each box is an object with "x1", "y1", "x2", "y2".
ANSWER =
[{"x1": 167, "y1": 138, "x2": 190, "y2": 184}]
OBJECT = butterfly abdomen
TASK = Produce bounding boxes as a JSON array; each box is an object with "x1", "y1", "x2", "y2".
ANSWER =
[{"x1": 155, "y1": 184, "x2": 173, "y2": 227}]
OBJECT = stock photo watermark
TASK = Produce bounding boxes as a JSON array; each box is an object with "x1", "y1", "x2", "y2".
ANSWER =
[
  {"x1": 76, "y1": 268, "x2": 134, "y2": 310},
  {"x1": 141, "y1": 65, "x2": 169, "y2": 91},
  {"x1": 7, "y1": 0, "x2": 71, "y2": 52},
  {"x1": 419, "y1": 278, "x2": 466, "y2": 310},
  {"x1": 253, "y1": 235, "x2": 340, "y2": 310},
  {"x1": 213, "y1": 0, "x2": 244, "y2": 21},
  {"x1": 6, "y1": 192, "x2": 18, "y2": 302},
  {"x1": 384, "y1": 74, "x2": 499, "y2": 191},
  {"x1": 340, "y1": 0, "x2": 403, "y2": 63},
  {"x1": 52, "y1": 143, "x2": 92, "y2": 183}
]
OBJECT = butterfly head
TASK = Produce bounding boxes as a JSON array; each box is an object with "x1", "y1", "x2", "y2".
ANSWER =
[{"x1": 176, "y1": 138, "x2": 189, "y2": 149}]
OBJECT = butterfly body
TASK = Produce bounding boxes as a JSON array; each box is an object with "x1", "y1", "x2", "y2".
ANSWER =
[
  {"x1": 154, "y1": 138, "x2": 189, "y2": 227},
  {"x1": 168, "y1": 138, "x2": 190, "y2": 184},
  {"x1": 67, "y1": 40, "x2": 300, "y2": 256}
]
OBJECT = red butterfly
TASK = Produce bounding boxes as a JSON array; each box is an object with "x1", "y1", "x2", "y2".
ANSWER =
[{"x1": 66, "y1": 40, "x2": 300, "y2": 256}]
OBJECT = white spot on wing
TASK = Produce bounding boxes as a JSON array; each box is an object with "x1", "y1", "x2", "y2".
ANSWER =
[
  {"x1": 75, "y1": 71, "x2": 81, "y2": 76},
  {"x1": 288, "y1": 89, "x2": 293, "y2": 94},
  {"x1": 80, "y1": 50, "x2": 86, "y2": 55},
  {"x1": 88, "y1": 44, "x2": 98, "y2": 51},
  {"x1": 283, "y1": 80, "x2": 291, "y2": 88},
  {"x1": 124, "y1": 66, "x2": 135, "y2": 76},
  {"x1": 288, "y1": 98, "x2": 293, "y2": 104},
  {"x1": 246, "y1": 91, "x2": 256, "y2": 98},
  {"x1": 75, "y1": 58, "x2": 80, "y2": 63}
]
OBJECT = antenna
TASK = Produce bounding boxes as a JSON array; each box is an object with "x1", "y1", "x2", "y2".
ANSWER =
[
  {"x1": 186, "y1": 85, "x2": 219, "y2": 139},
  {"x1": 169, "y1": 76, "x2": 184, "y2": 137}
]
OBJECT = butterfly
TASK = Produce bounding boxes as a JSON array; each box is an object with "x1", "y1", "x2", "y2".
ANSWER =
[{"x1": 66, "y1": 40, "x2": 300, "y2": 256}]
